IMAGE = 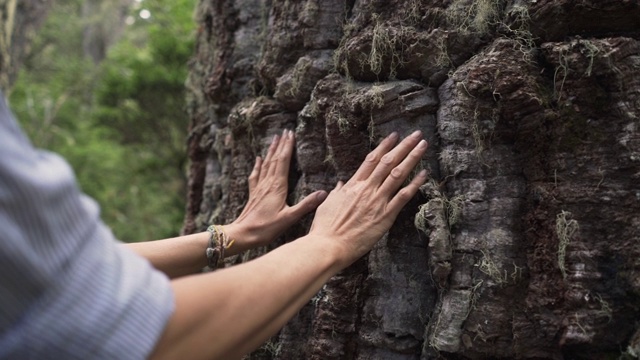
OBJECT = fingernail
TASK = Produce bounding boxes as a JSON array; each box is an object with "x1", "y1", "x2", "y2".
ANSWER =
[
  {"x1": 418, "y1": 169, "x2": 428, "y2": 177},
  {"x1": 388, "y1": 132, "x2": 398, "y2": 141},
  {"x1": 289, "y1": 129, "x2": 294, "y2": 139},
  {"x1": 316, "y1": 190, "x2": 328, "y2": 202},
  {"x1": 411, "y1": 130, "x2": 422, "y2": 139},
  {"x1": 417, "y1": 139, "x2": 427, "y2": 149},
  {"x1": 272, "y1": 134, "x2": 279, "y2": 143}
]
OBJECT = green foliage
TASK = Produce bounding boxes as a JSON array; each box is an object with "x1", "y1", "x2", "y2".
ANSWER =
[{"x1": 9, "y1": 0, "x2": 195, "y2": 242}]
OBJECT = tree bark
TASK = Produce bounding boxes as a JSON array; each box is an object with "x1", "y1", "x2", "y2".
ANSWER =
[
  {"x1": 184, "y1": 0, "x2": 640, "y2": 358},
  {"x1": 0, "y1": 0, "x2": 52, "y2": 91}
]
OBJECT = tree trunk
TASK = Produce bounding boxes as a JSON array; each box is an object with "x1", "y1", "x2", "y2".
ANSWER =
[
  {"x1": 184, "y1": 0, "x2": 640, "y2": 358},
  {"x1": 82, "y1": 0, "x2": 131, "y2": 64},
  {"x1": 0, "y1": 0, "x2": 52, "y2": 91}
]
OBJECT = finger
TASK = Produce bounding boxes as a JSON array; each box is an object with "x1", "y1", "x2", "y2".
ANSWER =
[
  {"x1": 387, "y1": 169, "x2": 428, "y2": 217},
  {"x1": 335, "y1": 180, "x2": 345, "y2": 191},
  {"x1": 352, "y1": 132, "x2": 398, "y2": 181},
  {"x1": 260, "y1": 134, "x2": 280, "y2": 182},
  {"x1": 248, "y1": 156, "x2": 262, "y2": 191},
  {"x1": 369, "y1": 130, "x2": 423, "y2": 184},
  {"x1": 266, "y1": 129, "x2": 289, "y2": 178},
  {"x1": 378, "y1": 139, "x2": 428, "y2": 196},
  {"x1": 272, "y1": 129, "x2": 295, "y2": 179},
  {"x1": 288, "y1": 190, "x2": 328, "y2": 218}
]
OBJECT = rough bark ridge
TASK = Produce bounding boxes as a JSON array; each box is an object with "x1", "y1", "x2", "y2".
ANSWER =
[{"x1": 185, "y1": 0, "x2": 640, "y2": 358}]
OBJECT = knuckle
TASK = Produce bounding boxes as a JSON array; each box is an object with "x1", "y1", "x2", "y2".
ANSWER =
[
  {"x1": 389, "y1": 167, "x2": 404, "y2": 180},
  {"x1": 409, "y1": 148, "x2": 423, "y2": 159},
  {"x1": 380, "y1": 154, "x2": 395, "y2": 165},
  {"x1": 364, "y1": 152, "x2": 378, "y2": 164},
  {"x1": 396, "y1": 188, "x2": 411, "y2": 200}
]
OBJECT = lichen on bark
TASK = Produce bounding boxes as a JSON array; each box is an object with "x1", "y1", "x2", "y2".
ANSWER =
[{"x1": 185, "y1": 1, "x2": 640, "y2": 358}]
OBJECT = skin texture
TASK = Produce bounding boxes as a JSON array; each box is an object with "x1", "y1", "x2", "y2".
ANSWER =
[
  {"x1": 126, "y1": 129, "x2": 328, "y2": 278},
  {"x1": 128, "y1": 130, "x2": 428, "y2": 359}
]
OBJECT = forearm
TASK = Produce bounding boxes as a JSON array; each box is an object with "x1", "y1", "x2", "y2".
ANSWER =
[
  {"x1": 124, "y1": 232, "x2": 209, "y2": 278},
  {"x1": 146, "y1": 130, "x2": 427, "y2": 359},
  {"x1": 150, "y1": 235, "x2": 344, "y2": 360},
  {"x1": 123, "y1": 224, "x2": 254, "y2": 279}
]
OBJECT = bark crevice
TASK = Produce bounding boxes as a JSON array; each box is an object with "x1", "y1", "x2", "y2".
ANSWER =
[{"x1": 186, "y1": 1, "x2": 640, "y2": 358}]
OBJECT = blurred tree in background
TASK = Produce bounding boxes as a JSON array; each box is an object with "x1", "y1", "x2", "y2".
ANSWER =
[{"x1": 8, "y1": 0, "x2": 195, "y2": 242}]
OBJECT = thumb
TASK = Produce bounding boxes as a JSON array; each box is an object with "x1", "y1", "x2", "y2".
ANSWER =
[{"x1": 289, "y1": 190, "x2": 328, "y2": 218}]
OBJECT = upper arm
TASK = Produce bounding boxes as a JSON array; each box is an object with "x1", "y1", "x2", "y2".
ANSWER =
[{"x1": 0, "y1": 92, "x2": 175, "y2": 358}]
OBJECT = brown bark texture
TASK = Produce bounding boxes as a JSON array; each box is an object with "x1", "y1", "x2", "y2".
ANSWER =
[
  {"x1": 184, "y1": 0, "x2": 640, "y2": 358},
  {"x1": 0, "y1": 0, "x2": 52, "y2": 91}
]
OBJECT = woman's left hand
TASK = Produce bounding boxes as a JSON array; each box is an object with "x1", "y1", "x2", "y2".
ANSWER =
[{"x1": 224, "y1": 130, "x2": 328, "y2": 254}]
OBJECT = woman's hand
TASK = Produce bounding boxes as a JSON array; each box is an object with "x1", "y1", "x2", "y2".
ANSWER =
[
  {"x1": 225, "y1": 130, "x2": 328, "y2": 253},
  {"x1": 150, "y1": 130, "x2": 429, "y2": 360},
  {"x1": 308, "y1": 130, "x2": 428, "y2": 267}
]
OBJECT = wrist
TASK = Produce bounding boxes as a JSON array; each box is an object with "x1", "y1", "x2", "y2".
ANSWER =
[
  {"x1": 222, "y1": 222, "x2": 256, "y2": 255},
  {"x1": 295, "y1": 234, "x2": 351, "y2": 273}
]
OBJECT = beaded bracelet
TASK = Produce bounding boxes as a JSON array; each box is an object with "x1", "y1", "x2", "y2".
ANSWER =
[{"x1": 205, "y1": 225, "x2": 235, "y2": 269}]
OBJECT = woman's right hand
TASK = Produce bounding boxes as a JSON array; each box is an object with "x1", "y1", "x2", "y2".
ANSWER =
[
  {"x1": 152, "y1": 131, "x2": 428, "y2": 360},
  {"x1": 308, "y1": 130, "x2": 428, "y2": 267}
]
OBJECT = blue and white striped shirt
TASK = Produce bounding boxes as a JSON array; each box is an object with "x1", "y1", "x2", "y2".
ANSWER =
[{"x1": 0, "y1": 93, "x2": 174, "y2": 359}]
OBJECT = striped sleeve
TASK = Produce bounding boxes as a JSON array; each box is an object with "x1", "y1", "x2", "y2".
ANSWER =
[{"x1": 0, "y1": 94, "x2": 175, "y2": 359}]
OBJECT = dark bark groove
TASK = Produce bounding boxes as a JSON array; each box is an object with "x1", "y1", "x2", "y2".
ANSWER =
[{"x1": 185, "y1": 1, "x2": 640, "y2": 358}]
